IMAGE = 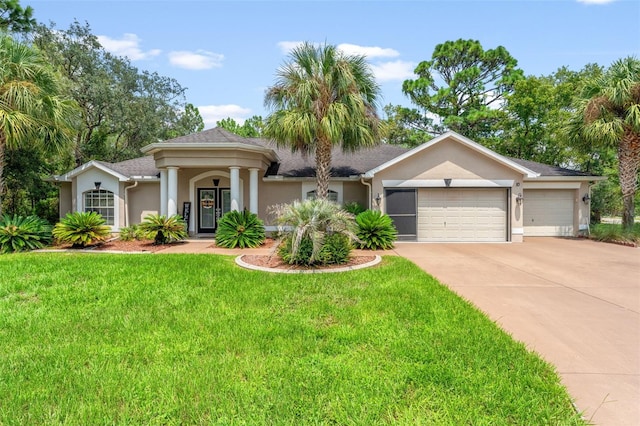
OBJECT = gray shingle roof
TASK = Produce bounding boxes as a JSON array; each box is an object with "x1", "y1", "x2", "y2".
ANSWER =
[
  {"x1": 98, "y1": 157, "x2": 158, "y2": 178},
  {"x1": 508, "y1": 157, "x2": 593, "y2": 177},
  {"x1": 99, "y1": 130, "x2": 594, "y2": 179},
  {"x1": 159, "y1": 127, "x2": 265, "y2": 147},
  {"x1": 262, "y1": 143, "x2": 410, "y2": 177}
]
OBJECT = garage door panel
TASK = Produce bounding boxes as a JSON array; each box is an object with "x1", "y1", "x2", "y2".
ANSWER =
[
  {"x1": 417, "y1": 189, "x2": 507, "y2": 242},
  {"x1": 524, "y1": 190, "x2": 574, "y2": 237}
]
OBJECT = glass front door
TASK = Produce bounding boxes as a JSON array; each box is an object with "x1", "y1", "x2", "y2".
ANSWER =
[
  {"x1": 198, "y1": 188, "x2": 216, "y2": 233},
  {"x1": 198, "y1": 188, "x2": 231, "y2": 233}
]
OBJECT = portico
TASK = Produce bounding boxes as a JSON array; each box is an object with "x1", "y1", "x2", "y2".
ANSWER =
[{"x1": 141, "y1": 127, "x2": 278, "y2": 234}]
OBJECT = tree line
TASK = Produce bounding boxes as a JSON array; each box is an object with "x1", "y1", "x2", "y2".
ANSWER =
[{"x1": 0, "y1": 1, "x2": 204, "y2": 219}]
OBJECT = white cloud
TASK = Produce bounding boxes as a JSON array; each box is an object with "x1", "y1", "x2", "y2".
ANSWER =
[
  {"x1": 278, "y1": 41, "x2": 401, "y2": 60},
  {"x1": 576, "y1": 0, "x2": 617, "y2": 4},
  {"x1": 168, "y1": 50, "x2": 224, "y2": 70},
  {"x1": 277, "y1": 41, "x2": 304, "y2": 54},
  {"x1": 198, "y1": 104, "x2": 252, "y2": 129},
  {"x1": 370, "y1": 60, "x2": 416, "y2": 82},
  {"x1": 97, "y1": 33, "x2": 161, "y2": 61},
  {"x1": 337, "y1": 43, "x2": 400, "y2": 59}
]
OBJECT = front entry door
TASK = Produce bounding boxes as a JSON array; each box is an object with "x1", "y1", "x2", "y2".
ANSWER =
[
  {"x1": 198, "y1": 188, "x2": 216, "y2": 233},
  {"x1": 197, "y1": 188, "x2": 232, "y2": 233}
]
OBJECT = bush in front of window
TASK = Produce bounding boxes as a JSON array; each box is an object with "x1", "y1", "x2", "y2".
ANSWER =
[
  {"x1": 53, "y1": 211, "x2": 111, "y2": 248},
  {"x1": 270, "y1": 198, "x2": 357, "y2": 266},
  {"x1": 139, "y1": 214, "x2": 187, "y2": 245},
  {"x1": 355, "y1": 210, "x2": 397, "y2": 250},
  {"x1": 0, "y1": 214, "x2": 52, "y2": 253},
  {"x1": 215, "y1": 210, "x2": 265, "y2": 249}
]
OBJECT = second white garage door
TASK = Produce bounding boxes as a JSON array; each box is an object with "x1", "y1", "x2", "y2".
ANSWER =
[
  {"x1": 417, "y1": 189, "x2": 508, "y2": 242},
  {"x1": 524, "y1": 189, "x2": 575, "y2": 236}
]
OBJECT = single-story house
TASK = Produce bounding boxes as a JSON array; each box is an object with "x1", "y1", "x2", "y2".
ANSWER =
[{"x1": 53, "y1": 128, "x2": 603, "y2": 242}]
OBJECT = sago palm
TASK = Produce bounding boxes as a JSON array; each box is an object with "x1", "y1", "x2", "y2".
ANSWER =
[
  {"x1": 567, "y1": 56, "x2": 640, "y2": 230},
  {"x1": 0, "y1": 34, "x2": 77, "y2": 215},
  {"x1": 264, "y1": 42, "x2": 382, "y2": 199},
  {"x1": 270, "y1": 198, "x2": 357, "y2": 265}
]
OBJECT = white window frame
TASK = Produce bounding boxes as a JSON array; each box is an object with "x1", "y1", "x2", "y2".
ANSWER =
[{"x1": 84, "y1": 189, "x2": 115, "y2": 225}]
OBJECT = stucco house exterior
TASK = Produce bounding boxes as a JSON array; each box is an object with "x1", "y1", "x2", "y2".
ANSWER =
[{"x1": 53, "y1": 128, "x2": 602, "y2": 243}]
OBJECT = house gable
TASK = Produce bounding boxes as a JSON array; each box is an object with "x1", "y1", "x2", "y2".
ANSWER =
[{"x1": 364, "y1": 131, "x2": 538, "y2": 179}]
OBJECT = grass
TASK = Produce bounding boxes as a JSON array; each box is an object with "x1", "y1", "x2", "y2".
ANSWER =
[
  {"x1": 589, "y1": 222, "x2": 640, "y2": 245},
  {"x1": 0, "y1": 254, "x2": 585, "y2": 425}
]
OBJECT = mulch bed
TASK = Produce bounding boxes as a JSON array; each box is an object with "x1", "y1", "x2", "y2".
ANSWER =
[
  {"x1": 52, "y1": 239, "x2": 178, "y2": 253},
  {"x1": 240, "y1": 254, "x2": 377, "y2": 271}
]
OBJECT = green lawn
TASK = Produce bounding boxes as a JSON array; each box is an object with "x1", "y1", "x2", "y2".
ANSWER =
[{"x1": 0, "y1": 254, "x2": 584, "y2": 425}]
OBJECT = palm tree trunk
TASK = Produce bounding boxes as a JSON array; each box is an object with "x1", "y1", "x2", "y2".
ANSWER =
[
  {"x1": 618, "y1": 131, "x2": 640, "y2": 230},
  {"x1": 315, "y1": 140, "x2": 332, "y2": 199}
]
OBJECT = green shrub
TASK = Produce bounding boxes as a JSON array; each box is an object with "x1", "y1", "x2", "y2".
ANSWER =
[
  {"x1": 270, "y1": 198, "x2": 357, "y2": 265},
  {"x1": 278, "y1": 233, "x2": 352, "y2": 266},
  {"x1": 590, "y1": 223, "x2": 640, "y2": 244},
  {"x1": 278, "y1": 236, "x2": 315, "y2": 265},
  {"x1": 356, "y1": 210, "x2": 397, "y2": 250},
  {"x1": 0, "y1": 214, "x2": 52, "y2": 253},
  {"x1": 215, "y1": 210, "x2": 266, "y2": 248},
  {"x1": 343, "y1": 201, "x2": 365, "y2": 216},
  {"x1": 320, "y1": 233, "x2": 352, "y2": 264},
  {"x1": 139, "y1": 214, "x2": 188, "y2": 245},
  {"x1": 118, "y1": 224, "x2": 146, "y2": 241},
  {"x1": 53, "y1": 211, "x2": 111, "y2": 248}
]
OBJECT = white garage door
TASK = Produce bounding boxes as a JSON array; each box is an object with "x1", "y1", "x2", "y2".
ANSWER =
[
  {"x1": 524, "y1": 189, "x2": 575, "y2": 236},
  {"x1": 417, "y1": 189, "x2": 507, "y2": 242}
]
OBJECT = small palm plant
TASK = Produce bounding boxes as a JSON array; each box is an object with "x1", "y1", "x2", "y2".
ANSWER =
[
  {"x1": 0, "y1": 214, "x2": 52, "y2": 253},
  {"x1": 139, "y1": 214, "x2": 187, "y2": 245},
  {"x1": 355, "y1": 210, "x2": 398, "y2": 250},
  {"x1": 215, "y1": 210, "x2": 266, "y2": 249},
  {"x1": 53, "y1": 211, "x2": 111, "y2": 248},
  {"x1": 270, "y1": 198, "x2": 358, "y2": 265}
]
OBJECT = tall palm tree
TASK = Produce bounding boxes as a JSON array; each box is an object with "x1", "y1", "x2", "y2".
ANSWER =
[
  {"x1": 568, "y1": 56, "x2": 640, "y2": 230},
  {"x1": 264, "y1": 42, "x2": 382, "y2": 199},
  {"x1": 0, "y1": 34, "x2": 76, "y2": 215}
]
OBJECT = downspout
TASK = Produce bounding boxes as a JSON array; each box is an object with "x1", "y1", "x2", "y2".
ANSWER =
[
  {"x1": 360, "y1": 176, "x2": 372, "y2": 210},
  {"x1": 124, "y1": 181, "x2": 138, "y2": 228}
]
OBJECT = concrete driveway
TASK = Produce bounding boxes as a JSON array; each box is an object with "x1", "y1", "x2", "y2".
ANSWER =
[{"x1": 393, "y1": 238, "x2": 639, "y2": 426}]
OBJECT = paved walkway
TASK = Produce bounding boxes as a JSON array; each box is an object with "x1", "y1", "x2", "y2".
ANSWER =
[
  {"x1": 156, "y1": 237, "x2": 639, "y2": 425},
  {"x1": 392, "y1": 238, "x2": 639, "y2": 426}
]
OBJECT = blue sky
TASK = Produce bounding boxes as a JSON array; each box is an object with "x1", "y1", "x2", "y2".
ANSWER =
[{"x1": 29, "y1": 0, "x2": 640, "y2": 128}]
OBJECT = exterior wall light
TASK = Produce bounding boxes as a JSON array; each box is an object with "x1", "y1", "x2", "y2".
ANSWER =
[
  {"x1": 213, "y1": 178, "x2": 220, "y2": 187},
  {"x1": 582, "y1": 194, "x2": 590, "y2": 204},
  {"x1": 94, "y1": 182, "x2": 101, "y2": 190},
  {"x1": 516, "y1": 193, "x2": 524, "y2": 205},
  {"x1": 444, "y1": 178, "x2": 452, "y2": 187},
  {"x1": 374, "y1": 193, "x2": 382, "y2": 208}
]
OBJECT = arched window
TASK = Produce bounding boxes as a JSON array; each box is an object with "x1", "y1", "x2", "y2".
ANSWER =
[
  {"x1": 306, "y1": 189, "x2": 338, "y2": 203},
  {"x1": 84, "y1": 189, "x2": 114, "y2": 225}
]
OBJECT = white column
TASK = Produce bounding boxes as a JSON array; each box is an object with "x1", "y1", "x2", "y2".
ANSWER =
[
  {"x1": 249, "y1": 168, "x2": 259, "y2": 214},
  {"x1": 167, "y1": 166, "x2": 178, "y2": 216},
  {"x1": 159, "y1": 169, "x2": 168, "y2": 216},
  {"x1": 229, "y1": 166, "x2": 240, "y2": 212}
]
